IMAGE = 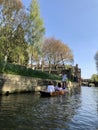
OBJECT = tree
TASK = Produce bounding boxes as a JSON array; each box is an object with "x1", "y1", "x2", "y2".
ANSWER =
[
  {"x1": 91, "y1": 74, "x2": 98, "y2": 82},
  {"x1": 26, "y1": 0, "x2": 45, "y2": 67},
  {"x1": 0, "y1": 0, "x2": 23, "y2": 62},
  {"x1": 42, "y1": 37, "x2": 74, "y2": 73},
  {"x1": 94, "y1": 51, "x2": 98, "y2": 74},
  {"x1": 9, "y1": 24, "x2": 29, "y2": 65},
  {"x1": 0, "y1": 0, "x2": 29, "y2": 65},
  {"x1": 0, "y1": 0, "x2": 23, "y2": 9}
]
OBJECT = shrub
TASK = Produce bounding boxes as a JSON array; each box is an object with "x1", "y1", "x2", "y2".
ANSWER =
[{"x1": 0, "y1": 62, "x2": 61, "y2": 80}]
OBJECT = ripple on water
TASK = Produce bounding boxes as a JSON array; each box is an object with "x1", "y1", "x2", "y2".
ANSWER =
[{"x1": 0, "y1": 87, "x2": 98, "y2": 130}]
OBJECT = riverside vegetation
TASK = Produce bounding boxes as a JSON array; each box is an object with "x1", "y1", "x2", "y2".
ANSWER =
[{"x1": 0, "y1": 62, "x2": 61, "y2": 80}]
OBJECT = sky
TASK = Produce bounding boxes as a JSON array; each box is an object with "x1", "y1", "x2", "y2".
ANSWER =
[{"x1": 22, "y1": 0, "x2": 98, "y2": 79}]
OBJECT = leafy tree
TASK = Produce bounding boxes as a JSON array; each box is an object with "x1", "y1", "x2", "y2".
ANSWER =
[
  {"x1": 26, "y1": 0, "x2": 45, "y2": 67},
  {"x1": 0, "y1": 0, "x2": 23, "y2": 62},
  {"x1": 9, "y1": 24, "x2": 29, "y2": 65},
  {"x1": 0, "y1": 0, "x2": 29, "y2": 65},
  {"x1": 91, "y1": 74, "x2": 98, "y2": 82},
  {"x1": 94, "y1": 51, "x2": 98, "y2": 74}
]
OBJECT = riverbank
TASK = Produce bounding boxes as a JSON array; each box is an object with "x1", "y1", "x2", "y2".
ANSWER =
[
  {"x1": 0, "y1": 73, "x2": 48, "y2": 95},
  {"x1": 0, "y1": 73, "x2": 80, "y2": 95}
]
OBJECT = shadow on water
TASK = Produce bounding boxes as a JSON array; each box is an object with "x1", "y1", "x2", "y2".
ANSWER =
[{"x1": 0, "y1": 78, "x2": 6, "y2": 95}]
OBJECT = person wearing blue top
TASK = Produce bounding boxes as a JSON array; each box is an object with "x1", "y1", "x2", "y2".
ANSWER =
[{"x1": 62, "y1": 73, "x2": 67, "y2": 89}]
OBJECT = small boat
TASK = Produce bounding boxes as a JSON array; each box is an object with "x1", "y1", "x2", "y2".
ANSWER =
[{"x1": 39, "y1": 89, "x2": 69, "y2": 97}]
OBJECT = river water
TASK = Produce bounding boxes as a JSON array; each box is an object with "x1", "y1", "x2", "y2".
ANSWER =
[{"x1": 0, "y1": 86, "x2": 98, "y2": 130}]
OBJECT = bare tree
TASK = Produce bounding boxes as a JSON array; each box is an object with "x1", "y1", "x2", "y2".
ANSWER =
[
  {"x1": 0, "y1": 0, "x2": 23, "y2": 10},
  {"x1": 42, "y1": 37, "x2": 74, "y2": 73}
]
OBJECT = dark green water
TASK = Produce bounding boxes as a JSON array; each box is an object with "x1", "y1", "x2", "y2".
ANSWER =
[{"x1": 0, "y1": 86, "x2": 98, "y2": 130}]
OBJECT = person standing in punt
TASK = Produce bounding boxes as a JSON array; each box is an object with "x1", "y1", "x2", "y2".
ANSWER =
[{"x1": 62, "y1": 72, "x2": 67, "y2": 89}]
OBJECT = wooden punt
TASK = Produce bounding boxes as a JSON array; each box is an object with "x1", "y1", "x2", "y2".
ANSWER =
[{"x1": 39, "y1": 89, "x2": 69, "y2": 97}]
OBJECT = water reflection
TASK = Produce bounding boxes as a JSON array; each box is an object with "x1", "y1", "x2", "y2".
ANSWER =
[{"x1": 0, "y1": 87, "x2": 98, "y2": 130}]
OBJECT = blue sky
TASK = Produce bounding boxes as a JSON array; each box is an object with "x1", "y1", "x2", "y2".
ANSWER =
[{"x1": 22, "y1": 0, "x2": 98, "y2": 79}]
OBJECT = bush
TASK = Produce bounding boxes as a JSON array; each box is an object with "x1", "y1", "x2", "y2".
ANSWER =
[{"x1": 0, "y1": 62, "x2": 61, "y2": 80}]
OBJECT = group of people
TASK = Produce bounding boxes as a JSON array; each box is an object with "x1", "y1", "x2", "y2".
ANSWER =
[{"x1": 47, "y1": 73, "x2": 67, "y2": 93}]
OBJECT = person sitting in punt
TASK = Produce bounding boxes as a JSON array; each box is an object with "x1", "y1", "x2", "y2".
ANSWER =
[
  {"x1": 47, "y1": 81, "x2": 55, "y2": 93},
  {"x1": 55, "y1": 82, "x2": 62, "y2": 91},
  {"x1": 55, "y1": 82, "x2": 66, "y2": 95}
]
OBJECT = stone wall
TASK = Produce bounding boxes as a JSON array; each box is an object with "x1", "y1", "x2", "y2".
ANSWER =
[
  {"x1": 0, "y1": 73, "x2": 48, "y2": 95},
  {"x1": 67, "y1": 81, "x2": 81, "y2": 94},
  {"x1": 0, "y1": 73, "x2": 80, "y2": 95}
]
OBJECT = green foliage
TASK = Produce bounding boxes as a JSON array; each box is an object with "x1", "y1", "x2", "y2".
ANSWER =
[
  {"x1": 0, "y1": 62, "x2": 61, "y2": 80},
  {"x1": 0, "y1": 1, "x2": 29, "y2": 65},
  {"x1": 26, "y1": 0, "x2": 45, "y2": 66},
  {"x1": 91, "y1": 74, "x2": 98, "y2": 82}
]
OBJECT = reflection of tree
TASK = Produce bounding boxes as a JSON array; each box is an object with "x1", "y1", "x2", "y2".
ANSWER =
[
  {"x1": 0, "y1": 96, "x2": 2, "y2": 111},
  {"x1": 97, "y1": 102, "x2": 98, "y2": 116},
  {"x1": 38, "y1": 92, "x2": 81, "y2": 129},
  {"x1": 0, "y1": 78, "x2": 6, "y2": 104},
  {"x1": 0, "y1": 75, "x2": 5, "y2": 96},
  {"x1": 0, "y1": 93, "x2": 40, "y2": 129},
  {"x1": 0, "y1": 92, "x2": 82, "y2": 129},
  {"x1": 92, "y1": 88, "x2": 98, "y2": 115}
]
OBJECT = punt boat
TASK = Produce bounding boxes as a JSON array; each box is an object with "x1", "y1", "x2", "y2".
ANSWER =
[{"x1": 39, "y1": 89, "x2": 69, "y2": 97}]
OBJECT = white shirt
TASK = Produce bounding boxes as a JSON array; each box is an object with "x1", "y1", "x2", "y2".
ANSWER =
[
  {"x1": 55, "y1": 86, "x2": 62, "y2": 91},
  {"x1": 47, "y1": 85, "x2": 55, "y2": 92},
  {"x1": 62, "y1": 74, "x2": 67, "y2": 82}
]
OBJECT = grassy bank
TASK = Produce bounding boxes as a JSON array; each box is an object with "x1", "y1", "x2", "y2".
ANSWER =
[{"x1": 0, "y1": 62, "x2": 61, "y2": 80}]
